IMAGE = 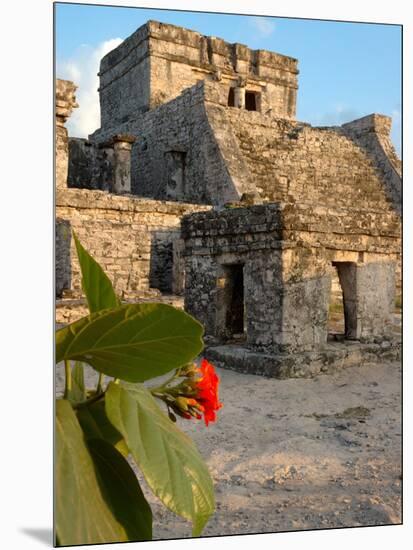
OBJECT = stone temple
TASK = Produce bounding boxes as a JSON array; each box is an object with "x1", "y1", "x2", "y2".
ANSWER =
[{"x1": 56, "y1": 20, "x2": 401, "y2": 378}]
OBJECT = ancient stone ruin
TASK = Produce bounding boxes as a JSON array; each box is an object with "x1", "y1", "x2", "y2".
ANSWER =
[{"x1": 56, "y1": 20, "x2": 401, "y2": 377}]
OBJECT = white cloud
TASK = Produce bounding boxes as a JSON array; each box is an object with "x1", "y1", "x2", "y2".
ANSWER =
[
  {"x1": 250, "y1": 17, "x2": 275, "y2": 38},
  {"x1": 57, "y1": 38, "x2": 123, "y2": 138},
  {"x1": 316, "y1": 103, "x2": 361, "y2": 126}
]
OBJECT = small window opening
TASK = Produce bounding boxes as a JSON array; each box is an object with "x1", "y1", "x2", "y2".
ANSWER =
[
  {"x1": 225, "y1": 264, "x2": 245, "y2": 339},
  {"x1": 245, "y1": 91, "x2": 257, "y2": 111},
  {"x1": 228, "y1": 87, "x2": 235, "y2": 107}
]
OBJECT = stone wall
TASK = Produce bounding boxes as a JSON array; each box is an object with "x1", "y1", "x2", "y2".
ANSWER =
[
  {"x1": 220, "y1": 108, "x2": 400, "y2": 213},
  {"x1": 91, "y1": 82, "x2": 254, "y2": 205},
  {"x1": 68, "y1": 138, "x2": 109, "y2": 190},
  {"x1": 68, "y1": 134, "x2": 136, "y2": 194},
  {"x1": 56, "y1": 218, "x2": 71, "y2": 297},
  {"x1": 98, "y1": 23, "x2": 151, "y2": 127},
  {"x1": 91, "y1": 81, "x2": 401, "y2": 225},
  {"x1": 342, "y1": 114, "x2": 402, "y2": 214},
  {"x1": 183, "y1": 203, "x2": 399, "y2": 352},
  {"x1": 98, "y1": 20, "x2": 298, "y2": 130},
  {"x1": 56, "y1": 188, "x2": 211, "y2": 299}
]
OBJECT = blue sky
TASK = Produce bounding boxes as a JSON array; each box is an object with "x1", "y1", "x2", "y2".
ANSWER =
[{"x1": 55, "y1": 2, "x2": 401, "y2": 153}]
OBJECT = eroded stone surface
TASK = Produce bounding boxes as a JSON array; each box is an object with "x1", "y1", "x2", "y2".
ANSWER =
[{"x1": 55, "y1": 188, "x2": 211, "y2": 313}]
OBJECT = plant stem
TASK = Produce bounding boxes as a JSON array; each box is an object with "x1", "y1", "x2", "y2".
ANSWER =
[
  {"x1": 96, "y1": 372, "x2": 104, "y2": 393},
  {"x1": 64, "y1": 360, "x2": 72, "y2": 399},
  {"x1": 149, "y1": 370, "x2": 180, "y2": 394}
]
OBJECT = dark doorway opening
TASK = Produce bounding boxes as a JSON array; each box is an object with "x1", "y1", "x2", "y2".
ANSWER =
[
  {"x1": 225, "y1": 264, "x2": 245, "y2": 339},
  {"x1": 245, "y1": 91, "x2": 257, "y2": 111},
  {"x1": 228, "y1": 87, "x2": 235, "y2": 107},
  {"x1": 328, "y1": 262, "x2": 358, "y2": 341}
]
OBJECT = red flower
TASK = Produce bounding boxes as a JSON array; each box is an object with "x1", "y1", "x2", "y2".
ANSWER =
[
  {"x1": 152, "y1": 359, "x2": 223, "y2": 426},
  {"x1": 193, "y1": 359, "x2": 223, "y2": 426}
]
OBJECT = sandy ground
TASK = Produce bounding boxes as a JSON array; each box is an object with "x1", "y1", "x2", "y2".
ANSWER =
[
  {"x1": 146, "y1": 360, "x2": 402, "y2": 539},
  {"x1": 56, "y1": 355, "x2": 402, "y2": 539}
]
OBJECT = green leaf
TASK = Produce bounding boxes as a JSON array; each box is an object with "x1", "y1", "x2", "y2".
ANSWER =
[
  {"x1": 87, "y1": 438, "x2": 152, "y2": 541},
  {"x1": 73, "y1": 232, "x2": 120, "y2": 313},
  {"x1": 56, "y1": 303, "x2": 204, "y2": 383},
  {"x1": 106, "y1": 382, "x2": 215, "y2": 536},
  {"x1": 55, "y1": 399, "x2": 128, "y2": 545},
  {"x1": 77, "y1": 398, "x2": 129, "y2": 457},
  {"x1": 66, "y1": 361, "x2": 87, "y2": 404}
]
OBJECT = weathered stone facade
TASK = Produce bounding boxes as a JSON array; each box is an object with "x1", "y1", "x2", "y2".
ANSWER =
[
  {"x1": 68, "y1": 134, "x2": 136, "y2": 193},
  {"x1": 56, "y1": 20, "x2": 401, "y2": 375},
  {"x1": 98, "y1": 20, "x2": 298, "y2": 128},
  {"x1": 87, "y1": 81, "x2": 257, "y2": 204},
  {"x1": 182, "y1": 203, "x2": 399, "y2": 351},
  {"x1": 56, "y1": 188, "x2": 210, "y2": 299}
]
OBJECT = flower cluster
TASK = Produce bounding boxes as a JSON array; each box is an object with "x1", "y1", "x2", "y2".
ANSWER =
[{"x1": 151, "y1": 359, "x2": 222, "y2": 426}]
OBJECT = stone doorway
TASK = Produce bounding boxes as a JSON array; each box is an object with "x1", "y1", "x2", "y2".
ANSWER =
[
  {"x1": 328, "y1": 262, "x2": 358, "y2": 340},
  {"x1": 216, "y1": 263, "x2": 245, "y2": 342}
]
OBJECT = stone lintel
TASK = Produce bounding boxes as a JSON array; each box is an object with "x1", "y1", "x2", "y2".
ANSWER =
[
  {"x1": 113, "y1": 133, "x2": 137, "y2": 144},
  {"x1": 99, "y1": 134, "x2": 137, "y2": 149}
]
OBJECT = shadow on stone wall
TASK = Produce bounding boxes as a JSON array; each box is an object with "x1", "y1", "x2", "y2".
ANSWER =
[
  {"x1": 56, "y1": 218, "x2": 72, "y2": 298},
  {"x1": 68, "y1": 138, "x2": 113, "y2": 191},
  {"x1": 149, "y1": 233, "x2": 174, "y2": 294}
]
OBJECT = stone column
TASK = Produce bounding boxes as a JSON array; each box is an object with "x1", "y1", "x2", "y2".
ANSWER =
[
  {"x1": 355, "y1": 261, "x2": 395, "y2": 341},
  {"x1": 234, "y1": 76, "x2": 247, "y2": 109},
  {"x1": 112, "y1": 134, "x2": 136, "y2": 194},
  {"x1": 56, "y1": 79, "x2": 78, "y2": 188},
  {"x1": 233, "y1": 86, "x2": 245, "y2": 109}
]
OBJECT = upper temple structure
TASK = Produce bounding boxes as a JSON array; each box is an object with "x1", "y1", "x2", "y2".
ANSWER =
[{"x1": 56, "y1": 20, "x2": 402, "y2": 378}]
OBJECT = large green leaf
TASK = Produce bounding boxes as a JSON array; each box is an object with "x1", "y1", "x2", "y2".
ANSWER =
[
  {"x1": 77, "y1": 398, "x2": 129, "y2": 457},
  {"x1": 73, "y1": 232, "x2": 120, "y2": 313},
  {"x1": 87, "y1": 438, "x2": 152, "y2": 542},
  {"x1": 56, "y1": 303, "x2": 204, "y2": 383},
  {"x1": 106, "y1": 382, "x2": 215, "y2": 536},
  {"x1": 55, "y1": 399, "x2": 128, "y2": 545}
]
